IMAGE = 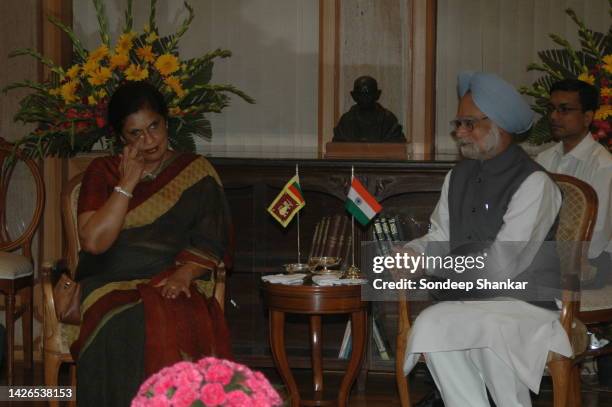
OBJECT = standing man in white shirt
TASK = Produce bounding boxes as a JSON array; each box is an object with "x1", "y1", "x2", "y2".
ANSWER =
[
  {"x1": 536, "y1": 79, "x2": 612, "y2": 285},
  {"x1": 402, "y1": 72, "x2": 573, "y2": 407}
]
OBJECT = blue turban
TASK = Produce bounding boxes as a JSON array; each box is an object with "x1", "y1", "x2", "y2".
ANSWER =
[{"x1": 457, "y1": 72, "x2": 534, "y2": 134}]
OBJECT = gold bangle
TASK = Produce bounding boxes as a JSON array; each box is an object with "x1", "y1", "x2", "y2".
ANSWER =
[{"x1": 113, "y1": 186, "x2": 133, "y2": 199}]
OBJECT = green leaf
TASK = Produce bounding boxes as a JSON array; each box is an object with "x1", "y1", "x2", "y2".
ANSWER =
[
  {"x1": 149, "y1": 0, "x2": 158, "y2": 33},
  {"x1": 92, "y1": 0, "x2": 111, "y2": 46},
  {"x1": 8, "y1": 49, "x2": 64, "y2": 76},
  {"x1": 167, "y1": 2, "x2": 194, "y2": 50},
  {"x1": 526, "y1": 117, "x2": 553, "y2": 145},
  {"x1": 184, "y1": 49, "x2": 232, "y2": 74},
  {"x1": 47, "y1": 15, "x2": 87, "y2": 60},
  {"x1": 183, "y1": 62, "x2": 213, "y2": 88},
  {"x1": 537, "y1": 49, "x2": 580, "y2": 77},
  {"x1": 2, "y1": 80, "x2": 49, "y2": 94},
  {"x1": 124, "y1": 0, "x2": 134, "y2": 32}
]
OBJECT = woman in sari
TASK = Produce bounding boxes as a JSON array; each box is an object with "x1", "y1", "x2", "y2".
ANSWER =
[{"x1": 72, "y1": 81, "x2": 232, "y2": 406}]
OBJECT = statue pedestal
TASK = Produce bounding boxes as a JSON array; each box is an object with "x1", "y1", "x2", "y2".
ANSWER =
[{"x1": 324, "y1": 142, "x2": 408, "y2": 160}]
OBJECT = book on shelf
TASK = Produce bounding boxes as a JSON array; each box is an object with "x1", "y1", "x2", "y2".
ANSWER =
[
  {"x1": 380, "y1": 216, "x2": 393, "y2": 242},
  {"x1": 333, "y1": 216, "x2": 348, "y2": 258},
  {"x1": 372, "y1": 317, "x2": 390, "y2": 360},
  {"x1": 324, "y1": 215, "x2": 342, "y2": 257},
  {"x1": 308, "y1": 220, "x2": 323, "y2": 259},
  {"x1": 373, "y1": 218, "x2": 392, "y2": 255},
  {"x1": 388, "y1": 216, "x2": 403, "y2": 241},
  {"x1": 338, "y1": 320, "x2": 352, "y2": 359},
  {"x1": 338, "y1": 317, "x2": 392, "y2": 361},
  {"x1": 372, "y1": 219, "x2": 389, "y2": 256}
]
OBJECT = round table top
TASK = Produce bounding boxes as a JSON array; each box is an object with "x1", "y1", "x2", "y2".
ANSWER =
[{"x1": 261, "y1": 281, "x2": 367, "y2": 314}]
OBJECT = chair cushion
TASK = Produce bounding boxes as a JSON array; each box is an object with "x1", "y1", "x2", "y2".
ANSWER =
[
  {"x1": 580, "y1": 284, "x2": 612, "y2": 312},
  {"x1": 59, "y1": 323, "x2": 80, "y2": 354},
  {"x1": 0, "y1": 252, "x2": 33, "y2": 279}
]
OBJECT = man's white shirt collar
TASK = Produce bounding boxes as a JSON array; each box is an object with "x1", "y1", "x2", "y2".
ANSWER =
[{"x1": 552, "y1": 132, "x2": 597, "y2": 162}]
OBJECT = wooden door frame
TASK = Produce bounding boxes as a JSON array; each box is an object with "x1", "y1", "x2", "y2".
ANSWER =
[
  {"x1": 317, "y1": 0, "x2": 437, "y2": 158},
  {"x1": 40, "y1": 0, "x2": 72, "y2": 263}
]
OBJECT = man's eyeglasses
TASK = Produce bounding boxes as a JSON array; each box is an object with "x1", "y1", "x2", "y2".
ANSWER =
[
  {"x1": 449, "y1": 116, "x2": 489, "y2": 131},
  {"x1": 546, "y1": 105, "x2": 582, "y2": 115}
]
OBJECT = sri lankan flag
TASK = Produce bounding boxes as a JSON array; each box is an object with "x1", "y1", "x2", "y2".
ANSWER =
[{"x1": 267, "y1": 175, "x2": 305, "y2": 227}]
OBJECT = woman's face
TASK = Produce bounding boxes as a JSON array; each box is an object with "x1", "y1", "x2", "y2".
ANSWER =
[{"x1": 121, "y1": 107, "x2": 169, "y2": 165}]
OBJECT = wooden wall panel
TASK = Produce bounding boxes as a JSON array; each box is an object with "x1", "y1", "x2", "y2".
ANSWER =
[
  {"x1": 318, "y1": 0, "x2": 340, "y2": 154},
  {"x1": 0, "y1": 0, "x2": 40, "y2": 143},
  {"x1": 41, "y1": 0, "x2": 72, "y2": 264}
]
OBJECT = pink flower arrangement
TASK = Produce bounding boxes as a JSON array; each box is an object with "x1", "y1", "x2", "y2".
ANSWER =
[{"x1": 132, "y1": 357, "x2": 283, "y2": 407}]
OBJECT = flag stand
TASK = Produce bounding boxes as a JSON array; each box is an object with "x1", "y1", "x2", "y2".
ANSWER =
[
  {"x1": 343, "y1": 166, "x2": 363, "y2": 279},
  {"x1": 296, "y1": 164, "x2": 302, "y2": 265}
]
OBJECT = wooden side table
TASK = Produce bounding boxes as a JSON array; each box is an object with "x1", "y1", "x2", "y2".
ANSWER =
[{"x1": 262, "y1": 282, "x2": 368, "y2": 407}]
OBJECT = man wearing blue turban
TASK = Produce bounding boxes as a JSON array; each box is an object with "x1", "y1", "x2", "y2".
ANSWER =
[{"x1": 399, "y1": 72, "x2": 572, "y2": 407}]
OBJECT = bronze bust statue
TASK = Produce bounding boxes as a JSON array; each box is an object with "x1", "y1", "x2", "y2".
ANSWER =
[{"x1": 333, "y1": 76, "x2": 405, "y2": 143}]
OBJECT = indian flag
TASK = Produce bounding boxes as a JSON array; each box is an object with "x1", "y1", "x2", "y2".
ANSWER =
[{"x1": 345, "y1": 177, "x2": 382, "y2": 225}]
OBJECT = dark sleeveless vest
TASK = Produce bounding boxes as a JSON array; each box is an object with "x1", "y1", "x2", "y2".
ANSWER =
[{"x1": 442, "y1": 144, "x2": 559, "y2": 304}]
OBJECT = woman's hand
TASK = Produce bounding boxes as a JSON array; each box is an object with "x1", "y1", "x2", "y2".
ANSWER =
[
  {"x1": 77, "y1": 141, "x2": 145, "y2": 254},
  {"x1": 118, "y1": 139, "x2": 145, "y2": 191},
  {"x1": 155, "y1": 265, "x2": 200, "y2": 299}
]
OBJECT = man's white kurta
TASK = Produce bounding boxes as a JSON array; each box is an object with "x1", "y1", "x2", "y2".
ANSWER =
[
  {"x1": 536, "y1": 134, "x2": 612, "y2": 259},
  {"x1": 403, "y1": 168, "x2": 572, "y2": 393}
]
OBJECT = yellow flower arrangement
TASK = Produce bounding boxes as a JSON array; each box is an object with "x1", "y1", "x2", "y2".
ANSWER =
[
  {"x1": 81, "y1": 59, "x2": 99, "y2": 76},
  {"x1": 521, "y1": 6, "x2": 611, "y2": 151},
  {"x1": 115, "y1": 32, "x2": 135, "y2": 55},
  {"x1": 88, "y1": 45, "x2": 109, "y2": 64},
  {"x1": 124, "y1": 64, "x2": 149, "y2": 81},
  {"x1": 66, "y1": 65, "x2": 81, "y2": 79},
  {"x1": 164, "y1": 76, "x2": 185, "y2": 98},
  {"x1": 603, "y1": 54, "x2": 612, "y2": 74},
  {"x1": 3, "y1": 0, "x2": 254, "y2": 158},
  {"x1": 595, "y1": 104, "x2": 612, "y2": 121},
  {"x1": 60, "y1": 81, "x2": 79, "y2": 103},
  {"x1": 136, "y1": 45, "x2": 155, "y2": 63},
  {"x1": 578, "y1": 72, "x2": 596, "y2": 85},
  {"x1": 146, "y1": 31, "x2": 159, "y2": 44},
  {"x1": 154, "y1": 54, "x2": 180, "y2": 76},
  {"x1": 109, "y1": 53, "x2": 130, "y2": 69}
]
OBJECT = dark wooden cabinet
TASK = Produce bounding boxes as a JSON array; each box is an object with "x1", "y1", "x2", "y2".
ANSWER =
[{"x1": 209, "y1": 156, "x2": 456, "y2": 372}]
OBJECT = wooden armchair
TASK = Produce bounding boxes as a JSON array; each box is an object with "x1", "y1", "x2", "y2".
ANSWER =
[
  {"x1": 395, "y1": 173, "x2": 599, "y2": 407},
  {"x1": 41, "y1": 171, "x2": 227, "y2": 406},
  {"x1": 0, "y1": 140, "x2": 44, "y2": 385}
]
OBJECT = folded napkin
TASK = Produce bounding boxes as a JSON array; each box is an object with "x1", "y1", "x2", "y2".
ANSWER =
[
  {"x1": 312, "y1": 275, "x2": 367, "y2": 286},
  {"x1": 261, "y1": 273, "x2": 306, "y2": 285}
]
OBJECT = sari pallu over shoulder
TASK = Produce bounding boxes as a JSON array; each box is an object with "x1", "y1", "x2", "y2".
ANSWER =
[{"x1": 73, "y1": 153, "x2": 233, "y2": 395}]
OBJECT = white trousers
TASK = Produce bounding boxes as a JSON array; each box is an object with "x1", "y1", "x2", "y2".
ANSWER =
[{"x1": 425, "y1": 348, "x2": 532, "y2": 407}]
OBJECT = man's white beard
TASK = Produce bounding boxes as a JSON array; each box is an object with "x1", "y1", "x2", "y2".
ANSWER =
[{"x1": 458, "y1": 124, "x2": 501, "y2": 160}]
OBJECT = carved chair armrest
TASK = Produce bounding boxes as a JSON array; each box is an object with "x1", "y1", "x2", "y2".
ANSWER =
[
  {"x1": 559, "y1": 274, "x2": 580, "y2": 334},
  {"x1": 41, "y1": 259, "x2": 71, "y2": 354}
]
